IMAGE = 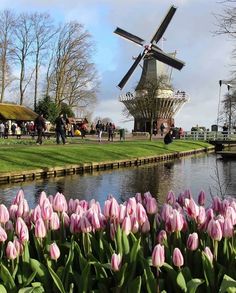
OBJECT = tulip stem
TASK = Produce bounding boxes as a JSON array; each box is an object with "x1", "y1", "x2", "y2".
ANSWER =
[{"x1": 213, "y1": 240, "x2": 218, "y2": 261}]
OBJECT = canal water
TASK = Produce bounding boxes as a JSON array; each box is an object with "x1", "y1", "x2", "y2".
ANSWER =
[{"x1": 0, "y1": 152, "x2": 235, "y2": 208}]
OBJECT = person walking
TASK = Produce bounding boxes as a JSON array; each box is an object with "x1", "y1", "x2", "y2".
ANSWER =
[
  {"x1": 160, "y1": 123, "x2": 165, "y2": 136},
  {"x1": 55, "y1": 113, "x2": 67, "y2": 144},
  {"x1": 108, "y1": 122, "x2": 115, "y2": 142},
  {"x1": 34, "y1": 113, "x2": 46, "y2": 145},
  {"x1": 164, "y1": 130, "x2": 173, "y2": 145},
  {"x1": 96, "y1": 120, "x2": 103, "y2": 142}
]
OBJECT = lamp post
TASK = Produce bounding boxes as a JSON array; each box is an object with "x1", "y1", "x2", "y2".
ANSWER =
[{"x1": 216, "y1": 80, "x2": 222, "y2": 137}]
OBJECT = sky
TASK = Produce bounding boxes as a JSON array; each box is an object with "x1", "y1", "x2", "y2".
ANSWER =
[{"x1": 0, "y1": 0, "x2": 234, "y2": 131}]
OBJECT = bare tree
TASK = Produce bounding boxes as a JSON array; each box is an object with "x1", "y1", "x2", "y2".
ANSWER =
[
  {"x1": 221, "y1": 90, "x2": 236, "y2": 130},
  {"x1": 13, "y1": 13, "x2": 35, "y2": 105},
  {"x1": 31, "y1": 12, "x2": 57, "y2": 111},
  {"x1": 0, "y1": 10, "x2": 15, "y2": 102},
  {"x1": 48, "y1": 21, "x2": 98, "y2": 109}
]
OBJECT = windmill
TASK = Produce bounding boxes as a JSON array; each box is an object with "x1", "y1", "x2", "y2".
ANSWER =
[{"x1": 114, "y1": 5, "x2": 185, "y2": 90}]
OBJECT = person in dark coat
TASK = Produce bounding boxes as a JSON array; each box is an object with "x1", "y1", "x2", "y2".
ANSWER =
[
  {"x1": 164, "y1": 130, "x2": 173, "y2": 145},
  {"x1": 55, "y1": 113, "x2": 67, "y2": 144},
  {"x1": 34, "y1": 113, "x2": 46, "y2": 145}
]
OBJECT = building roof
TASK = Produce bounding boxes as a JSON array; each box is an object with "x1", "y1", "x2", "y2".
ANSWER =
[{"x1": 0, "y1": 103, "x2": 38, "y2": 121}]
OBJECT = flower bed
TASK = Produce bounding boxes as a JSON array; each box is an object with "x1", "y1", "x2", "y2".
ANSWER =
[{"x1": 0, "y1": 189, "x2": 235, "y2": 292}]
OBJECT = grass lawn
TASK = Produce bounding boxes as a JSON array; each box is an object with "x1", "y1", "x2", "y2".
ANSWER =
[{"x1": 0, "y1": 138, "x2": 212, "y2": 173}]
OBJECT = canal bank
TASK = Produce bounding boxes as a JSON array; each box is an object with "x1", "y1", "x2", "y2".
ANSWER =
[{"x1": 0, "y1": 145, "x2": 214, "y2": 184}]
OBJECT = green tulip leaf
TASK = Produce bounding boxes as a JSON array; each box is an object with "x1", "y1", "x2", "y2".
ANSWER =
[
  {"x1": 117, "y1": 262, "x2": 128, "y2": 288},
  {"x1": 202, "y1": 252, "x2": 215, "y2": 289},
  {"x1": 47, "y1": 264, "x2": 66, "y2": 293},
  {"x1": 186, "y1": 279, "x2": 205, "y2": 293},
  {"x1": 130, "y1": 238, "x2": 140, "y2": 263},
  {"x1": 142, "y1": 260, "x2": 157, "y2": 293},
  {"x1": 79, "y1": 263, "x2": 91, "y2": 293},
  {"x1": 116, "y1": 224, "x2": 123, "y2": 255},
  {"x1": 74, "y1": 241, "x2": 87, "y2": 271},
  {"x1": 127, "y1": 276, "x2": 142, "y2": 293},
  {"x1": 62, "y1": 240, "x2": 74, "y2": 287},
  {"x1": 0, "y1": 284, "x2": 7, "y2": 293},
  {"x1": 24, "y1": 271, "x2": 37, "y2": 287},
  {"x1": 219, "y1": 274, "x2": 236, "y2": 293},
  {"x1": 30, "y1": 259, "x2": 50, "y2": 292},
  {"x1": 0, "y1": 262, "x2": 16, "y2": 291},
  {"x1": 177, "y1": 271, "x2": 187, "y2": 292},
  {"x1": 122, "y1": 230, "x2": 130, "y2": 255}
]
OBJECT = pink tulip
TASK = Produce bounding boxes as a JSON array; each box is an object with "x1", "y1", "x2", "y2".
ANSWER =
[
  {"x1": 0, "y1": 204, "x2": 9, "y2": 224},
  {"x1": 185, "y1": 198, "x2": 199, "y2": 219},
  {"x1": 111, "y1": 253, "x2": 122, "y2": 272},
  {"x1": 49, "y1": 212, "x2": 60, "y2": 230},
  {"x1": 9, "y1": 204, "x2": 18, "y2": 221},
  {"x1": 110, "y1": 223, "x2": 116, "y2": 240},
  {"x1": 6, "y1": 241, "x2": 18, "y2": 260},
  {"x1": 12, "y1": 189, "x2": 24, "y2": 205},
  {"x1": 17, "y1": 199, "x2": 29, "y2": 218},
  {"x1": 79, "y1": 200, "x2": 89, "y2": 211},
  {"x1": 32, "y1": 205, "x2": 42, "y2": 223},
  {"x1": 198, "y1": 190, "x2": 206, "y2": 206},
  {"x1": 223, "y1": 217, "x2": 234, "y2": 238},
  {"x1": 172, "y1": 248, "x2": 184, "y2": 267},
  {"x1": 15, "y1": 217, "x2": 29, "y2": 242},
  {"x1": 122, "y1": 216, "x2": 132, "y2": 235},
  {"x1": 70, "y1": 213, "x2": 81, "y2": 234},
  {"x1": 119, "y1": 204, "x2": 127, "y2": 223},
  {"x1": 131, "y1": 216, "x2": 139, "y2": 234},
  {"x1": 203, "y1": 246, "x2": 213, "y2": 262},
  {"x1": 35, "y1": 218, "x2": 47, "y2": 238},
  {"x1": 141, "y1": 219, "x2": 150, "y2": 233},
  {"x1": 13, "y1": 237, "x2": 23, "y2": 256},
  {"x1": 157, "y1": 230, "x2": 167, "y2": 245},
  {"x1": 41, "y1": 198, "x2": 53, "y2": 221},
  {"x1": 207, "y1": 219, "x2": 222, "y2": 241},
  {"x1": 187, "y1": 233, "x2": 199, "y2": 251},
  {"x1": 90, "y1": 212, "x2": 101, "y2": 231},
  {"x1": 62, "y1": 212, "x2": 70, "y2": 227},
  {"x1": 53, "y1": 192, "x2": 68, "y2": 212},
  {"x1": 79, "y1": 216, "x2": 92, "y2": 233},
  {"x1": 161, "y1": 204, "x2": 173, "y2": 222},
  {"x1": 104, "y1": 197, "x2": 119, "y2": 219},
  {"x1": 196, "y1": 206, "x2": 206, "y2": 225},
  {"x1": 146, "y1": 197, "x2": 158, "y2": 215},
  {"x1": 166, "y1": 209, "x2": 183, "y2": 233},
  {"x1": 226, "y1": 206, "x2": 236, "y2": 225},
  {"x1": 39, "y1": 191, "x2": 47, "y2": 206},
  {"x1": 5, "y1": 220, "x2": 14, "y2": 232},
  {"x1": 166, "y1": 190, "x2": 176, "y2": 205},
  {"x1": 152, "y1": 244, "x2": 165, "y2": 267},
  {"x1": 0, "y1": 226, "x2": 7, "y2": 242},
  {"x1": 212, "y1": 196, "x2": 221, "y2": 212},
  {"x1": 49, "y1": 243, "x2": 60, "y2": 261},
  {"x1": 136, "y1": 203, "x2": 148, "y2": 225},
  {"x1": 135, "y1": 193, "x2": 142, "y2": 204},
  {"x1": 126, "y1": 197, "x2": 137, "y2": 216}
]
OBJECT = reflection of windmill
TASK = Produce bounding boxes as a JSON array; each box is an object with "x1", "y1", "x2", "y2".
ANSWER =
[{"x1": 115, "y1": 5, "x2": 189, "y2": 133}]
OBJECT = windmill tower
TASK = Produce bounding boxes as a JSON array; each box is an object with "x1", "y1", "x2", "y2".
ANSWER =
[{"x1": 115, "y1": 5, "x2": 189, "y2": 132}]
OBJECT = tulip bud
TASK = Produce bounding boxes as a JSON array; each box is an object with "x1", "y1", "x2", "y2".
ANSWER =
[
  {"x1": 146, "y1": 197, "x2": 158, "y2": 215},
  {"x1": 122, "y1": 216, "x2": 132, "y2": 235},
  {"x1": 111, "y1": 253, "x2": 122, "y2": 272},
  {"x1": 41, "y1": 198, "x2": 53, "y2": 221},
  {"x1": 198, "y1": 190, "x2": 205, "y2": 206},
  {"x1": 223, "y1": 217, "x2": 234, "y2": 238},
  {"x1": 0, "y1": 204, "x2": 9, "y2": 224},
  {"x1": 157, "y1": 230, "x2": 167, "y2": 245},
  {"x1": 203, "y1": 246, "x2": 213, "y2": 263},
  {"x1": 15, "y1": 217, "x2": 29, "y2": 243},
  {"x1": 79, "y1": 216, "x2": 92, "y2": 233},
  {"x1": 35, "y1": 218, "x2": 47, "y2": 238},
  {"x1": 173, "y1": 248, "x2": 184, "y2": 267},
  {"x1": 152, "y1": 244, "x2": 165, "y2": 267},
  {"x1": 49, "y1": 242, "x2": 60, "y2": 261},
  {"x1": 141, "y1": 219, "x2": 150, "y2": 233},
  {"x1": 53, "y1": 192, "x2": 68, "y2": 212},
  {"x1": 0, "y1": 226, "x2": 7, "y2": 242},
  {"x1": 39, "y1": 191, "x2": 47, "y2": 206},
  {"x1": 6, "y1": 241, "x2": 18, "y2": 260},
  {"x1": 49, "y1": 212, "x2": 60, "y2": 231},
  {"x1": 166, "y1": 190, "x2": 176, "y2": 205},
  {"x1": 207, "y1": 219, "x2": 222, "y2": 241},
  {"x1": 187, "y1": 232, "x2": 199, "y2": 251},
  {"x1": 12, "y1": 189, "x2": 24, "y2": 205}
]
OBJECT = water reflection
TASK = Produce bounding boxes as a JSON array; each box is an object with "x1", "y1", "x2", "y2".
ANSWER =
[{"x1": 0, "y1": 153, "x2": 235, "y2": 208}]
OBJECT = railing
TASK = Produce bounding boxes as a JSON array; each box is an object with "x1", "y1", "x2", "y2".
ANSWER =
[{"x1": 182, "y1": 131, "x2": 236, "y2": 141}]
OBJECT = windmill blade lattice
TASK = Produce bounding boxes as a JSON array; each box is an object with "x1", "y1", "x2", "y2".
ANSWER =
[{"x1": 114, "y1": 5, "x2": 185, "y2": 89}]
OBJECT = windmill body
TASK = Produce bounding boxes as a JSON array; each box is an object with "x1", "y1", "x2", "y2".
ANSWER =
[
  {"x1": 119, "y1": 56, "x2": 189, "y2": 132},
  {"x1": 115, "y1": 5, "x2": 188, "y2": 133}
]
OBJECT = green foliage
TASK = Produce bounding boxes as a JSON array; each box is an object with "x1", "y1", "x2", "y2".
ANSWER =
[{"x1": 35, "y1": 96, "x2": 60, "y2": 123}]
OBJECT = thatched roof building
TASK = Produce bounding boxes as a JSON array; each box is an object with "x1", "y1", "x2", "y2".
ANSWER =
[{"x1": 0, "y1": 104, "x2": 37, "y2": 121}]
